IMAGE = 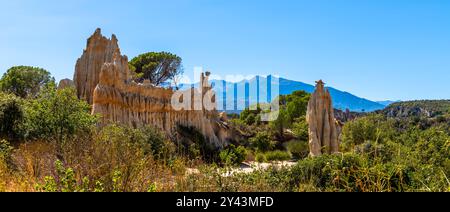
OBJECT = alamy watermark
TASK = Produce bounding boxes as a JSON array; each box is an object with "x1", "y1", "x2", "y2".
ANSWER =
[{"x1": 171, "y1": 67, "x2": 280, "y2": 121}]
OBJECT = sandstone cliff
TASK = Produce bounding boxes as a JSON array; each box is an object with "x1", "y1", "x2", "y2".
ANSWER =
[
  {"x1": 74, "y1": 28, "x2": 129, "y2": 104},
  {"x1": 72, "y1": 29, "x2": 229, "y2": 148},
  {"x1": 306, "y1": 80, "x2": 340, "y2": 156}
]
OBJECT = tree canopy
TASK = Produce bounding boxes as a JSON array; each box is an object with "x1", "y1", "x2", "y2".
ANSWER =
[
  {"x1": 0, "y1": 66, "x2": 54, "y2": 98},
  {"x1": 23, "y1": 84, "x2": 97, "y2": 143},
  {"x1": 129, "y1": 52, "x2": 182, "y2": 86}
]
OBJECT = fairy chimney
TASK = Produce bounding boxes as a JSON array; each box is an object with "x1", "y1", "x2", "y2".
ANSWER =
[{"x1": 306, "y1": 80, "x2": 340, "y2": 156}]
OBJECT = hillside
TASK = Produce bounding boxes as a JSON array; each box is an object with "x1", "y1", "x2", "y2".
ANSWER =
[
  {"x1": 381, "y1": 100, "x2": 450, "y2": 118},
  {"x1": 376, "y1": 100, "x2": 400, "y2": 106}
]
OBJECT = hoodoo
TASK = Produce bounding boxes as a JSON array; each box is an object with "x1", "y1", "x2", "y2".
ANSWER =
[
  {"x1": 65, "y1": 28, "x2": 231, "y2": 148},
  {"x1": 306, "y1": 80, "x2": 340, "y2": 156}
]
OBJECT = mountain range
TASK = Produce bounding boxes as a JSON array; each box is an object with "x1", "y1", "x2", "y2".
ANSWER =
[{"x1": 178, "y1": 75, "x2": 387, "y2": 113}]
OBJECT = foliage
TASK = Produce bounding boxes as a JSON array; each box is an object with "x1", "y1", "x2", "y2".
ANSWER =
[
  {"x1": 0, "y1": 92, "x2": 24, "y2": 140},
  {"x1": 249, "y1": 131, "x2": 275, "y2": 153},
  {"x1": 284, "y1": 90, "x2": 310, "y2": 122},
  {"x1": 23, "y1": 85, "x2": 97, "y2": 143},
  {"x1": 137, "y1": 126, "x2": 170, "y2": 160},
  {"x1": 129, "y1": 52, "x2": 182, "y2": 86},
  {"x1": 269, "y1": 109, "x2": 290, "y2": 136},
  {"x1": 0, "y1": 140, "x2": 13, "y2": 167},
  {"x1": 255, "y1": 153, "x2": 266, "y2": 163},
  {"x1": 292, "y1": 116, "x2": 309, "y2": 141},
  {"x1": 287, "y1": 140, "x2": 309, "y2": 160},
  {"x1": 0, "y1": 66, "x2": 54, "y2": 98},
  {"x1": 340, "y1": 114, "x2": 395, "y2": 151},
  {"x1": 384, "y1": 100, "x2": 450, "y2": 118},
  {"x1": 264, "y1": 151, "x2": 291, "y2": 162},
  {"x1": 240, "y1": 106, "x2": 262, "y2": 126},
  {"x1": 35, "y1": 160, "x2": 79, "y2": 192},
  {"x1": 219, "y1": 144, "x2": 247, "y2": 166},
  {"x1": 177, "y1": 125, "x2": 220, "y2": 162}
]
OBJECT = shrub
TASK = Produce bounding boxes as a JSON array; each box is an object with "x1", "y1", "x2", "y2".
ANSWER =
[
  {"x1": 23, "y1": 85, "x2": 97, "y2": 143},
  {"x1": 245, "y1": 113, "x2": 256, "y2": 125},
  {"x1": 219, "y1": 144, "x2": 246, "y2": 166},
  {"x1": 288, "y1": 153, "x2": 418, "y2": 192},
  {"x1": 249, "y1": 131, "x2": 275, "y2": 152},
  {"x1": 269, "y1": 109, "x2": 290, "y2": 136},
  {"x1": 255, "y1": 153, "x2": 266, "y2": 163},
  {"x1": 341, "y1": 114, "x2": 395, "y2": 151},
  {"x1": 35, "y1": 160, "x2": 79, "y2": 192},
  {"x1": 287, "y1": 140, "x2": 309, "y2": 160},
  {"x1": 245, "y1": 149, "x2": 255, "y2": 162},
  {"x1": 138, "y1": 126, "x2": 170, "y2": 160},
  {"x1": 0, "y1": 140, "x2": 13, "y2": 166},
  {"x1": 0, "y1": 92, "x2": 24, "y2": 140},
  {"x1": 265, "y1": 151, "x2": 291, "y2": 162},
  {"x1": 177, "y1": 125, "x2": 220, "y2": 163},
  {"x1": 292, "y1": 116, "x2": 309, "y2": 141}
]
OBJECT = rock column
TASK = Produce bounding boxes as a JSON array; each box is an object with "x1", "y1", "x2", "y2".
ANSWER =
[{"x1": 306, "y1": 80, "x2": 339, "y2": 156}]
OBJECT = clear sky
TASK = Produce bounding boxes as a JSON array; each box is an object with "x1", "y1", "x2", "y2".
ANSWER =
[{"x1": 1, "y1": 0, "x2": 449, "y2": 101}]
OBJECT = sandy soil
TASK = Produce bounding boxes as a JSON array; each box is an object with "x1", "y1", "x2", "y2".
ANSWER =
[{"x1": 186, "y1": 161, "x2": 297, "y2": 177}]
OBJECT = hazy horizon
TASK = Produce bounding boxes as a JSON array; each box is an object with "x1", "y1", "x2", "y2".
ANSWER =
[{"x1": 1, "y1": 0, "x2": 449, "y2": 102}]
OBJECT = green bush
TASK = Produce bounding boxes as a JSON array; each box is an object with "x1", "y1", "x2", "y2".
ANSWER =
[
  {"x1": 255, "y1": 153, "x2": 266, "y2": 163},
  {"x1": 35, "y1": 160, "x2": 79, "y2": 192},
  {"x1": 219, "y1": 144, "x2": 246, "y2": 166},
  {"x1": 177, "y1": 125, "x2": 220, "y2": 163},
  {"x1": 269, "y1": 109, "x2": 290, "y2": 136},
  {"x1": 249, "y1": 131, "x2": 275, "y2": 152},
  {"x1": 341, "y1": 114, "x2": 395, "y2": 151},
  {"x1": 245, "y1": 113, "x2": 256, "y2": 125},
  {"x1": 0, "y1": 92, "x2": 24, "y2": 140},
  {"x1": 98, "y1": 124, "x2": 173, "y2": 160},
  {"x1": 287, "y1": 140, "x2": 309, "y2": 160},
  {"x1": 23, "y1": 85, "x2": 97, "y2": 143},
  {"x1": 0, "y1": 140, "x2": 13, "y2": 167},
  {"x1": 289, "y1": 153, "x2": 409, "y2": 192},
  {"x1": 139, "y1": 126, "x2": 169, "y2": 159},
  {"x1": 292, "y1": 116, "x2": 309, "y2": 141},
  {"x1": 265, "y1": 151, "x2": 291, "y2": 162}
]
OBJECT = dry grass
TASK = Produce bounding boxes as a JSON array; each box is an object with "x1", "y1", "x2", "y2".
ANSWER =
[{"x1": 0, "y1": 138, "x2": 185, "y2": 192}]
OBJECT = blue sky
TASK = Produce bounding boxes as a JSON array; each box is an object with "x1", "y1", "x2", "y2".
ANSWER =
[{"x1": 1, "y1": 0, "x2": 449, "y2": 101}]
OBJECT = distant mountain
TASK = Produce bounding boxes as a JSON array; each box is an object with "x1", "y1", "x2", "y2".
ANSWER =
[
  {"x1": 376, "y1": 100, "x2": 400, "y2": 106},
  {"x1": 178, "y1": 75, "x2": 386, "y2": 113}
]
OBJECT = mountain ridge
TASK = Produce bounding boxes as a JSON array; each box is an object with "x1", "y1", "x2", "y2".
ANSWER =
[{"x1": 178, "y1": 75, "x2": 386, "y2": 113}]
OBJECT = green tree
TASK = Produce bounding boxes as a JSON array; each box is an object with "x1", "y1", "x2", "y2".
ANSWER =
[
  {"x1": 23, "y1": 84, "x2": 97, "y2": 143},
  {"x1": 285, "y1": 91, "x2": 310, "y2": 122},
  {"x1": 269, "y1": 109, "x2": 290, "y2": 136},
  {"x1": 129, "y1": 52, "x2": 182, "y2": 86},
  {"x1": 0, "y1": 66, "x2": 54, "y2": 98},
  {"x1": 0, "y1": 92, "x2": 24, "y2": 140}
]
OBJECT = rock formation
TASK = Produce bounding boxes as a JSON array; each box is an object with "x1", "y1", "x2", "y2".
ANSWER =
[
  {"x1": 306, "y1": 80, "x2": 340, "y2": 156},
  {"x1": 74, "y1": 28, "x2": 129, "y2": 104},
  {"x1": 58, "y1": 79, "x2": 75, "y2": 90},
  {"x1": 71, "y1": 28, "x2": 230, "y2": 148}
]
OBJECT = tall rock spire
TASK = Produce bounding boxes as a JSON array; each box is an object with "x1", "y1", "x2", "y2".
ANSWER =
[
  {"x1": 73, "y1": 28, "x2": 129, "y2": 104},
  {"x1": 306, "y1": 80, "x2": 340, "y2": 156}
]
